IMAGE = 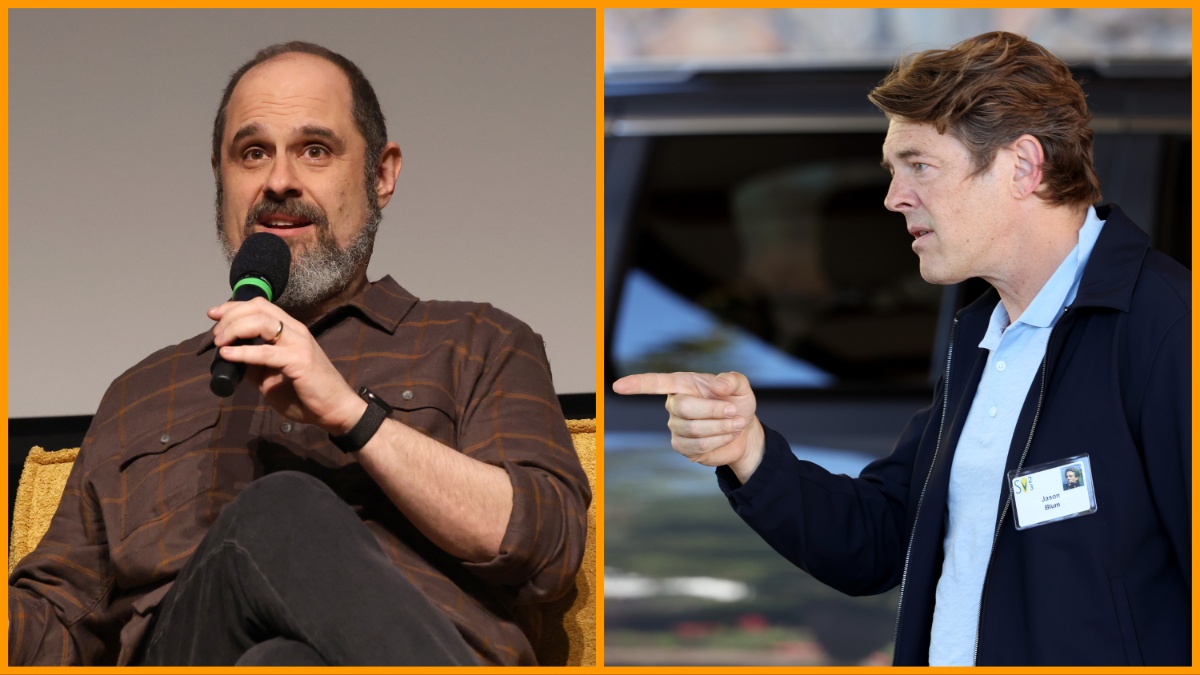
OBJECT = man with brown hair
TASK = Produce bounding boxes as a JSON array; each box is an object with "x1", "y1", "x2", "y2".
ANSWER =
[
  {"x1": 615, "y1": 32, "x2": 1188, "y2": 665},
  {"x1": 9, "y1": 42, "x2": 589, "y2": 666}
]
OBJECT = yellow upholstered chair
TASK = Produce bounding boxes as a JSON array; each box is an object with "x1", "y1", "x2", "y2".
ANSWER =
[
  {"x1": 9, "y1": 419, "x2": 598, "y2": 666},
  {"x1": 9, "y1": 445, "x2": 80, "y2": 574}
]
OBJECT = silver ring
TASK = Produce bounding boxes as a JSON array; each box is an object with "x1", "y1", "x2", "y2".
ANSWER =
[{"x1": 267, "y1": 320, "x2": 284, "y2": 345}]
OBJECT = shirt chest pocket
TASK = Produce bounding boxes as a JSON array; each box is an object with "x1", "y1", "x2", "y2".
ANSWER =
[
  {"x1": 382, "y1": 383, "x2": 459, "y2": 448},
  {"x1": 116, "y1": 409, "x2": 221, "y2": 540}
]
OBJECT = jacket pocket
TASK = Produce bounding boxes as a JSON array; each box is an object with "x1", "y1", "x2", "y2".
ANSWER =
[
  {"x1": 1109, "y1": 577, "x2": 1145, "y2": 666},
  {"x1": 116, "y1": 408, "x2": 220, "y2": 539}
]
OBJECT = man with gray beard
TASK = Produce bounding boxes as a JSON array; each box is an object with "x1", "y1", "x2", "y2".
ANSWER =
[{"x1": 9, "y1": 42, "x2": 589, "y2": 667}]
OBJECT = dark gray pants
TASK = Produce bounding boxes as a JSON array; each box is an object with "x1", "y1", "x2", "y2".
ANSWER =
[{"x1": 136, "y1": 471, "x2": 478, "y2": 666}]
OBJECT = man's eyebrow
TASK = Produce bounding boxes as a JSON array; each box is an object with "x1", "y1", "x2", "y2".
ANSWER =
[
  {"x1": 880, "y1": 147, "x2": 923, "y2": 169},
  {"x1": 227, "y1": 123, "x2": 347, "y2": 153},
  {"x1": 298, "y1": 125, "x2": 346, "y2": 152},
  {"x1": 229, "y1": 123, "x2": 263, "y2": 152}
]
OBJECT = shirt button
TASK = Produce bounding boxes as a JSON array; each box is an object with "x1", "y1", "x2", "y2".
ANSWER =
[
  {"x1": 402, "y1": 390, "x2": 414, "y2": 400},
  {"x1": 989, "y1": 407, "x2": 998, "y2": 418},
  {"x1": 280, "y1": 421, "x2": 293, "y2": 433},
  {"x1": 996, "y1": 361, "x2": 1006, "y2": 372},
  {"x1": 160, "y1": 433, "x2": 171, "y2": 444}
]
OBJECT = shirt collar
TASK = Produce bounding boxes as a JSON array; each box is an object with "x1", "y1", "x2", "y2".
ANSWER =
[
  {"x1": 336, "y1": 275, "x2": 420, "y2": 333},
  {"x1": 979, "y1": 206, "x2": 1106, "y2": 347},
  {"x1": 196, "y1": 275, "x2": 419, "y2": 354},
  {"x1": 1018, "y1": 205, "x2": 1105, "y2": 328}
]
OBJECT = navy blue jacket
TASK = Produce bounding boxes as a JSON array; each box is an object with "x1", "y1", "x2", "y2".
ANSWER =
[{"x1": 718, "y1": 205, "x2": 1190, "y2": 665}]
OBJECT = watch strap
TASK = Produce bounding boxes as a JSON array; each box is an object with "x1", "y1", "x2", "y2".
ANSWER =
[{"x1": 330, "y1": 387, "x2": 393, "y2": 453}]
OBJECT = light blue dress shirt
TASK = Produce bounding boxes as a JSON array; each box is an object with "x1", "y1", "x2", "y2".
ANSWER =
[{"x1": 928, "y1": 206, "x2": 1105, "y2": 665}]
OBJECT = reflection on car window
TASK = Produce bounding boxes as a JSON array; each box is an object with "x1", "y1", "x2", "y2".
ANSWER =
[
  {"x1": 612, "y1": 133, "x2": 942, "y2": 390},
  {"x1": 614, "y1": 269, "x2": 835, "y2": 386}
]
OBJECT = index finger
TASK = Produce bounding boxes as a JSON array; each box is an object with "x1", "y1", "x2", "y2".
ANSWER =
[
  {"x1": 613, "y1": 372, "x2": 709, "y2": 397},
  {"x1": 207, "y1": 296, "x2": 279, "y2": 321}
]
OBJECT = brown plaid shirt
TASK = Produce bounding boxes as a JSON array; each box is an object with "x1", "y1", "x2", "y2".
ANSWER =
[{"x1": 9, "y1": 276, "x2": 590, "y2": 666}]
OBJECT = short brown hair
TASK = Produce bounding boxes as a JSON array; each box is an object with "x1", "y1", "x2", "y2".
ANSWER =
[{"x1": 869, "y1": 31, "x2": 1101, "y2": 208}]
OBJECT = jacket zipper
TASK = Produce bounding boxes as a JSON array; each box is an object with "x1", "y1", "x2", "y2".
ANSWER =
[
  {"x1": 892, "y1": 317, "x2": 958, "y2": 658},
  {"x1": 971, "y1": 323, "x2": 1055, "y2": 664}
]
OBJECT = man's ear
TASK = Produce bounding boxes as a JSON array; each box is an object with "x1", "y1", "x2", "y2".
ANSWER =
[
  {"x1": 1009, "y1": 134, "x2": 1044, "y2": 200},
  {"x1": 211, "y1": 154, "x2": 219, "y2": 179},
  {"x1": 375, "y1": 142, "x2": 403, "y2": 209}
]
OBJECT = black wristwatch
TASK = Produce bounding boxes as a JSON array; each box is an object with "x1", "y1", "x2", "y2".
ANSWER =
[{"x1": 330, "y1": 387, "x2": 393, "y2": 453}]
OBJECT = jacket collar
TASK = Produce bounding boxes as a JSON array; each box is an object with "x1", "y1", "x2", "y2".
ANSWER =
[{"x1": 1070, "y1": 204, "x2": 1148, "y2": 312}]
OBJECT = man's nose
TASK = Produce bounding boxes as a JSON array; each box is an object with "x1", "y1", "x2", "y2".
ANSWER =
[
  {"x1": 263, "y1": 156, "x2": 302, "y2": 200},
  {"x1": 884, "y1": 176, "x2": 915, "y2": 213}
]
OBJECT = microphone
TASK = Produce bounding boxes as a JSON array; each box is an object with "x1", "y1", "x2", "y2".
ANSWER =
[{"x1": 210, "y1": 232, "x2": 291, "y2": 397}]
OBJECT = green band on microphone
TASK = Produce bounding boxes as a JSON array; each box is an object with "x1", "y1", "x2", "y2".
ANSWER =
[{"x1": 232, "y1": 276, "x2": 273, "y2": 301}]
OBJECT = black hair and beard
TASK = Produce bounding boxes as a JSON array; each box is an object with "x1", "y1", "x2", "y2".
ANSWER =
[{"x1": 216, "y1": 173, "x2": 382, "y2": 313}]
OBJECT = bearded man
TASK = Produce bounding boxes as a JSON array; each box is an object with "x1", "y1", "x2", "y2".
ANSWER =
[{"x1": 9, "y1": 41, "x2": 589, "y2": 667}]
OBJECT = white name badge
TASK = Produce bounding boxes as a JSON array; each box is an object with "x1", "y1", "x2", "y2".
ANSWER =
[{"x1": 1007, "y1": 454, "x2": 1096, "y2": 530}]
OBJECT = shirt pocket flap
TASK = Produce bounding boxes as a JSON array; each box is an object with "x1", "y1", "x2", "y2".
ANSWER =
[
  {"x1": 117, "y1": 407, "x2": 221, "y2": 470},
  {"x1": 115, "y1": 407, "x2": 221, "y2": 540},
  {"x1": 377, "y1": 382, "x2": 457, "y2": 442}
]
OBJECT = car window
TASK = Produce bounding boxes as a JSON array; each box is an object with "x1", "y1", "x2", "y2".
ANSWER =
[{"x1": 611, "y1": 132, "x2": 941, "y2": 391}]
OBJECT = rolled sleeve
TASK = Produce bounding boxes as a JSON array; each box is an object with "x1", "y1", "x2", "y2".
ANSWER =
[{"x1": 457, "y1": 316, "x2": 590, "y2": 603}]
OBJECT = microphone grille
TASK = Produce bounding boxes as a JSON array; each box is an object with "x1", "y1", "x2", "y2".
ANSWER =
[{"x1": 229, "y1": 232, "x2": 291, "y2": 298}]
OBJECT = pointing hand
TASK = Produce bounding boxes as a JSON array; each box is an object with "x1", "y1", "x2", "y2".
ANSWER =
[{"x1": 613, "y1": 371, "x2": 766, "y2": 482}]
